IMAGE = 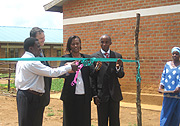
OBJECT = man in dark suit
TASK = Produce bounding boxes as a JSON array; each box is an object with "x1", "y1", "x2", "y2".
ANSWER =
[
  {"x1": 91, "y1": 34, "x2": 125, "y2": 126},
  {"x1": 30, "y1": 27, "x2": 52, "y2": 123}
]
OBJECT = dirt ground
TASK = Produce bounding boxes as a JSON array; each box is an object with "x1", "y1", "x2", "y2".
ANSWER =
[{"x1": 0, "y1": 90, "x2": 161, "y2": 126}]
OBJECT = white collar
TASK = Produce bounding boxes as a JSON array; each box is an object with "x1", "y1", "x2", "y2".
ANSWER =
[
  {"x1": 24, "y1": 51, "x2": 35, "y2": 57},
  {"x1": 101, "y1": 49, "x2": 110, "y2": 54}
]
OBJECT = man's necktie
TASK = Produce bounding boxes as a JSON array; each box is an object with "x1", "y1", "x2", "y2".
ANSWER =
[{"x1": 104, "y1": 52, "x2": 109, "y2": 58}]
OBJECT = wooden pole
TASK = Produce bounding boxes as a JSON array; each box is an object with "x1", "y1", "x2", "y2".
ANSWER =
[
  {"x1": 134, "y1": 13, "x2": 142, "y2": 126},
  {"x1": 8, "y1": 63, "x2": 11, "y2": 91}
]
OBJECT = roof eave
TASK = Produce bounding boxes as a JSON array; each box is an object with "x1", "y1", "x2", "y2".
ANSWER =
[
  {"x1": 45, "y1": 42, "x2": 63, "y2": 44},
  {"x1": 0, "y1": 41, "x2": 23, "y2": 43},
  {"x1": 44, "y1": 0, "x2": 68, "y2": 13}
]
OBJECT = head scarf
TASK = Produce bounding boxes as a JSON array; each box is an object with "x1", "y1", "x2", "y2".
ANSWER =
[{"x1": 171, "y1": 47, "x2": 180, "y2": 54}]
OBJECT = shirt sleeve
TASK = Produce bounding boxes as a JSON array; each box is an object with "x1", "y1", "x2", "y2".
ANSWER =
[
  {"x1": 160, "y1": 65, "x2": 166, "y2": 86},
  {"x1": 178, "y1": 78, "x2": 180, "y2": 87},
  {"x1": 26, "y1": 61, "x2": 72, "y2": 77}
]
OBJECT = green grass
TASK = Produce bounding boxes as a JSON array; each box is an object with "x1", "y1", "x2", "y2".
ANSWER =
[
  {"x1": 0, "y1": 72, "x2": 64, "y2": 92},
  {"x1": 128, "y1": 123, "x2": 137, "y2": 126},
  {"x1": 0, "y1": 83, "x2": 15, "y2": 88},
  {"x1": 0, "y1": 73, "x2": 15, "y2": 78},
  {"x1": 47, "y1": 113, "x2": 55, "y2": 116},
  {"x1": 51, "y1": 78, "x2": 64, "y2": 92},
  {"x1": 47, "y1": 107, "x2": 55, "y2": 116},
  {"x1": 0, "y1": 75, "x2": 64, "y2": 92}
]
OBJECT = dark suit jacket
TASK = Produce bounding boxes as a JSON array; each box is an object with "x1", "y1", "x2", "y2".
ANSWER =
[
  {"x1": 59, "y1": 53, "x2": 97, "y2": 103},
  {"x1": 41, "y1": 56, "x2": 52, "y2": 106},
  {"x1": 91, "y1": 50, "x2": 125, "y2": 102}
]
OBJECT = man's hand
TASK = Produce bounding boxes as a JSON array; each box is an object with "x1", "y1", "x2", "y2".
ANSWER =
[
  {"x1": 94, "y1": 96, "x2": 100, "y2": 106},
  {"x1": 116, "y1": 59, "x2": 123, "y2": 69},
  {"x1": 95, "y1": 61, "x2": 102, "y2": 71},
  {"x1": 65, "y1": 62, "x2": 72, "y2": 66},
  {"x1": 71, "y1": 65, "x2": 78, "y2": 73},
  {"x1": 65, "y1": 61, "x2": 79, "y2": 73}
]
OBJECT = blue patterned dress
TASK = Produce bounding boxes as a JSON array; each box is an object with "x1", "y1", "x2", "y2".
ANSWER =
[{"x1": 160, "y1": 61, "x2": 180, "y2": 126}]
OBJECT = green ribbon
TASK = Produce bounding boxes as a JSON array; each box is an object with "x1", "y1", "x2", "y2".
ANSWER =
[
  {"x1": 0, "y1": 57, "x2": 136, "y2": 62},
  {"x1": 0, "y1": 57, "x2": 141, "y2": 82},
  {"x1": 136, "y1": 60, "x2": 141, "y2": 83}
]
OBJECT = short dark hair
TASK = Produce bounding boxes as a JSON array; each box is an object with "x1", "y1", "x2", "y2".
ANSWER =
[
  {"x1": 100, "y1": 34, "x2": 111, "y2": 42},
  {"x1": 66, "y1": 35, "x2": 82, "y2": 53},
  {"x1": 30, "y1": 27, "x2": 44, "y2": 38},
  {"x1": 24, "y1": 37, "x2": 38, "y2": 51}
]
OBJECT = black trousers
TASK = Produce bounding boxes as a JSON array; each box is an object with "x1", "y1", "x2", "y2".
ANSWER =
[
  {"x1": 16, "y1": 90, "x2": 45, "y2": 126},
  {"x1": 63, "y1": 95, "x2": 91, "y2": 126},
  {"x1": 97, "y1": 98, "x2": 120, "y2": 126}
]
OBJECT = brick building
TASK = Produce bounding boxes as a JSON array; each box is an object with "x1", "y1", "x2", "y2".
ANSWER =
[
  {"x1": 0, "y1": 26, "x2": 63, "y2": 67},
  {"x1": 44, "y1": 0, "x2": 180, "y2": 94}
]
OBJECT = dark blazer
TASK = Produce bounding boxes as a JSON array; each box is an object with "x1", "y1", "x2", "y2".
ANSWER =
[
  {"x1": 59, "y1": 53, "x2": 96, "y2": 103},
  {"x1": 91, "y1": 50, "x2": 125, "y2": 102},
  {"x1": 41, "y1": 55, "x2": 52, "y2": 106}
]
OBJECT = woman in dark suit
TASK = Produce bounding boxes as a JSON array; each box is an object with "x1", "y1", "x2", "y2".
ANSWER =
[{"x1": 59, "y1": 35, "x2": 100, "y2": 126}]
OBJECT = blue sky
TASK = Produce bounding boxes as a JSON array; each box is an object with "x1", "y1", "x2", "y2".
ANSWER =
[{"x1": 0, "y1": 0, "x2": 63, "y2": 29}]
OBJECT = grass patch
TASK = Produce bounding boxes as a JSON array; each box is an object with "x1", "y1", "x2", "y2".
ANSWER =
[
  {"x1": 0, "y1": 72, "x2": 64, "y2": 92},
  {"x1": 0, "y1": 83, "x2": 15, "y2": 88},
  {"x1": 128, "y1": 123, "x2": 137, "y2": 126},
  {"x1": 57, "y1": 109, "x2": 63, "y2": 112},
  {"x1": 47, "y1": 113, "x2": 55, "y2": 116},
  {"x1": 47, "y1": 107, "x2": 55, "y2": 116},
  {"x1": 0, "y1": 73, "x2": 15, "y2": 78},
  {"x1": 51, "y1": 78, "x2": 64, "y2": 92}
]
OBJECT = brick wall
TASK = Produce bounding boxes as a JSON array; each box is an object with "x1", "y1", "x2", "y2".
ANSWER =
[
  {"x1": 62, "y1": 1, "x2": 180, "y2": 94},
  {"x1": 63, "y1": 0, "x2": 180, "y2": 18}
]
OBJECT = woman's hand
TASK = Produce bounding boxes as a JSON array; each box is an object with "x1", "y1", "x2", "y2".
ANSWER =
[
  {"x1": 174, "y1": 87, "x2": 180, "y2": 93},
  {"x1": 158, "y1": 85, "x2": 164, "y2": 93}
]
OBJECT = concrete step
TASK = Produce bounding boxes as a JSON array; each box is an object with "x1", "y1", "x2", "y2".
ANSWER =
[
  {"x1": 120, "y1": 102, "x2": 161, "y2": 111},
  {"x1": 122, "y1": 92, "x2": 163, "y2": 106},
  {"x1": 50, "y1": 92, "x2": 163, "y2": 111}
]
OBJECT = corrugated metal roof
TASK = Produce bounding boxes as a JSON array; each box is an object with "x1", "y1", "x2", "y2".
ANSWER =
[{"x1": 0, "y1": 26, "x2": 63, "y2": 44}]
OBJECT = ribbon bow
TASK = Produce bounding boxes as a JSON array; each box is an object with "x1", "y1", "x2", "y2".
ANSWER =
[{"x1": 71, "y1": 62, "x2": 84, "y2": 86}]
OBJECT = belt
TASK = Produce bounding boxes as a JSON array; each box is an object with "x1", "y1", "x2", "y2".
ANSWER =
[{"x1": 27, "y1": 89, "x2": 44, "y2": 96}]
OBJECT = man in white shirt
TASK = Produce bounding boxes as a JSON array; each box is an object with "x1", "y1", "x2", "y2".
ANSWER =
[{"x1": 15, "y1": 37, "x2": 78, "y2": 126}]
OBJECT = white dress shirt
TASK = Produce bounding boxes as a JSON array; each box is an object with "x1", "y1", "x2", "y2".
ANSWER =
[
  {"x1": 100, "y1": 48, "x2": 121, "y2": 71},
  {"x1": 75, "y1": 70, "x2": 85, "y2": 94},
  {"x1": 101, "y1": 49, "x2": 110, "y2": 58},
  {"x1": 15, "y1": 51, "x2": 72, "y2": 93}
]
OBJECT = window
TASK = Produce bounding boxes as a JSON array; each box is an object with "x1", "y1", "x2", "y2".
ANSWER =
[
  {"x1": 57, "y1": 50, "x2": 61, "y2": 57},
  {"x1": 5, "y1": 48, "x2": 19, "y2": 58}
]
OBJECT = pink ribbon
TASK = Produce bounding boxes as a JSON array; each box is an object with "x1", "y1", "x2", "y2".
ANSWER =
[{"x1": 71, "y1": 62, "x2": 83, "y2": 86}]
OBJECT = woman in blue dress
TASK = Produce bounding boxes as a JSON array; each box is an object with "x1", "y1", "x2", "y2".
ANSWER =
[{"x1": 158, "y1": 47, "x2": 180, "y2": 126}]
